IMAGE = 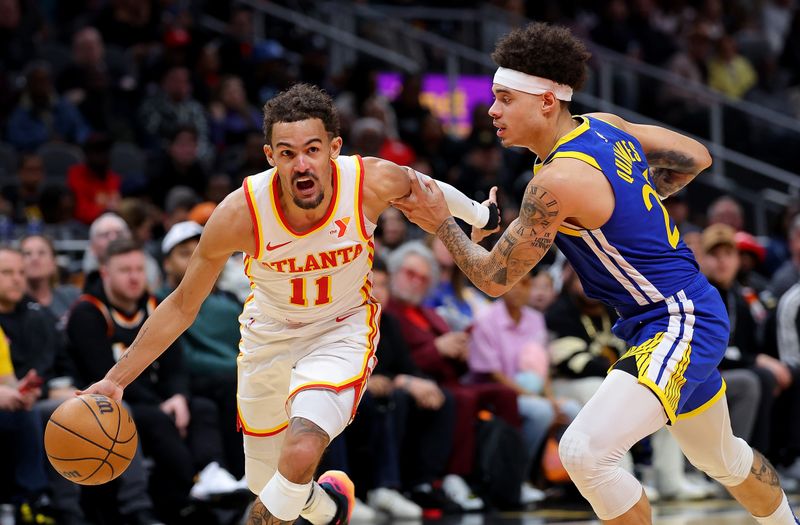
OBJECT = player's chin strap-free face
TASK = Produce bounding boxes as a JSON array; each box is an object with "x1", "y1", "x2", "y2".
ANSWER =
[{"x1": 493, "y1": 67, "x2": 573, "y2": 102}]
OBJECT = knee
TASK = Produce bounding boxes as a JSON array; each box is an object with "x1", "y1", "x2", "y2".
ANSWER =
[{"x1": 558, "y1": 426, "x2": 619, "y2": 488}]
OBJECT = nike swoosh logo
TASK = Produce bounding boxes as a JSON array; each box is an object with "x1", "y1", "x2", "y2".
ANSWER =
[
  {"x1": 336, "y1": 312, "x2": 358, "y2": 322},
  {"x1": 265, "y1": 241, "x2": 292, "y2": 251}
]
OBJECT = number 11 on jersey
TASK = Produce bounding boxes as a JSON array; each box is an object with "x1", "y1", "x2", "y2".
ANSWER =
[{"x1": 290, "y1": 276, "x2": 332, "y2": 306}]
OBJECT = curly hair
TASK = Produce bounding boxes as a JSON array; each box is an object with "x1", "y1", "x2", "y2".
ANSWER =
[
  {"x1": 491, "y1": 22, "x2": 591, "y2": 92},
  {"x1": 262, "y1": 83, "x2": 341, "y2": 144}
]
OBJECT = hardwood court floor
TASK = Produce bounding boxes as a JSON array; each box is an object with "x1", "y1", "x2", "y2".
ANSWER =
[{"x1": 422, "y1": 494, "x2": 800, "y2": 525}]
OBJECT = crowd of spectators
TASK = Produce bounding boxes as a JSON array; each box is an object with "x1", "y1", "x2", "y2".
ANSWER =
[{"x1": 2, "y1": 1, "x2": 800, "y2": 524}]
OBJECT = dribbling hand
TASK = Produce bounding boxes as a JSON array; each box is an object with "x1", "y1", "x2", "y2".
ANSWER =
[{"x1": 77, "y1": 378, "x2": 124, "y2": 402}]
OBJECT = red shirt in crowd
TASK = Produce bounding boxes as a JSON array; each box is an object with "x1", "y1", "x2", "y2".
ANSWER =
[{"x1": 66, "y1": 164, "x2": 122, "y2": 225}]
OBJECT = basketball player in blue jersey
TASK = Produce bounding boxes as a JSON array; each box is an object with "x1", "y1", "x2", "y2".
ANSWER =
[{"x1": 395, "y1": 23, "x2": 799, "y2": 525}]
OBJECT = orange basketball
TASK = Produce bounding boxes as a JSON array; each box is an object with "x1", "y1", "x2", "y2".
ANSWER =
[{"x1": 44, "y1": 394, "x2": 138, "y2": 485}]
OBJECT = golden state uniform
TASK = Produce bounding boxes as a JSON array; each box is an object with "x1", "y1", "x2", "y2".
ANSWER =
[
  {"x1": 235, "y1": 155, "x2": 379, "y2": 479},
  {"x1": 538, "y1": 116, "x2": 729, "y2": 424}
]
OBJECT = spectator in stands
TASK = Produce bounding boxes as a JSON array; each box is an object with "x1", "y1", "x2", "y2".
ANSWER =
[
  {"x1": 528, "y1": 268, "x2": 556, "y2": 312},
  {"x1": 353, "y1": 257, "x2": 453, "y2": 518},
  {"x1": 700, "y1": 224, "x2": 772, "y2": 448},
  {"x1": 391, "y1": 74, "x2": 432, "y2": 147},
  {"x1": 735, "y1": 231, "x2": 770, "y2": 293},
  {"x1": 116, "y1": 198, "x2": 162, "y2": 291},
  {"x1": 659, "y1": 25, "x2": 713, "y2": 136},
  {"x1": 375, "y1": 207, "x2": 410, "y2": 256},
  {"x1": 708, "y1": 195, "x2": 745, "y2": 231},
  {"x1": 209, "y1": 75, "x2": 262, "y2": 149},
  {"x1": 20, "y1": 235, "x2": 79, "y2": 331},
  {"x1": 217, "y1": 6, "x2": 257, "y2": 76},
  {"x1": 6, "y1": 61, "x2": 90, "y2": 151},
  {"x1": 157, "y1": 221, "x2": 243, "y2": 478},
  {"x1": 67, "y1": 239, "x2": 243, "y2": 520},
  {"x1": 66, "y1": 133, "x2": 121, "y2": 226},
  {"x1": 0, "y1": 0, "x2": 43, "y2": 72},
  {"x1": 38, "y1": 184, "x2": 87, "y2": 242},
  {"x1": 82, "y1": 212, "x2": 131, "y2": 290},
  {"x1": 770, "y1": 215, "x2": 800, "y2": 298},
  {"x1": 470, "y1": 271, "x2": 580, "y2": 503},
  {"x1": 546, "y1": 266, "x2": 627, "y2": 404},
  {"x1": 425, "y1": 236, "x2": 488, "y2": 331},
  {"x1": 385, "y1": 242, "x2": 521, "y2": 500},
  {"x1": 708, "y1": 34, "x2": 758, "y2": 99},
  {"x1": 227, "y1": 132, "x2": 269, "y2": 185},
  {"x1": 0, "y1": 321, "x2": 52, "y2": 524},
  {"x1": 771, "y1": 268, "x2": 800, "y2": 474},
  {"x1": 349, "y1": 117, "x2": 416, "y2": 168},
  {"x1": 138, "y1": 66, "x2": 210, "y2": 160},
  {"x1": 56, "y1": 26, "x2": 135, "y2": 136},
  {"x1": 93, "y1": 0, "x2": 160, "y2": 54},
  {"x1": 146, "y1": 125, "x2": 209, "y2": 209},
  {"x1": 1, "y1": 153, "x2": 45, "y2": 227}
]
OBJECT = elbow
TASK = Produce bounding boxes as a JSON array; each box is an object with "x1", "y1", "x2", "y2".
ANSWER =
[{"x1": 698, "y1": 146, "x2": 713, "y2": 173}]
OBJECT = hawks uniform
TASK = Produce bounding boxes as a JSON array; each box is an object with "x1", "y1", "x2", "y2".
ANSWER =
[
  {"x1": 536, "y1": 116, "x2": 729, "y2": 423},
  {"x1": 236, "y1": 154, "x2": 380, "y2": 451}
]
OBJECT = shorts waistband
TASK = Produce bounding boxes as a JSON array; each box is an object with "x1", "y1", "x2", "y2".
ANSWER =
[{"x1": 615, "y1": 274, "x2": 710, "y2": 319}]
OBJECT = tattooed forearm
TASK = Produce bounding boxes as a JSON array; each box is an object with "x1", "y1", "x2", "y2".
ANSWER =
[
  {"x1": 646, "y1": 150, "x2": 701, "y2": 198},
  {"x1": 435, "y1": 184, "x2": 560, "y2": 297},
  {"x1": 247, "y1": 498, "x2": 295, "y2": 525},
  {"x1": 750, "y1": 450, "x2": 780, "y2": 488}
]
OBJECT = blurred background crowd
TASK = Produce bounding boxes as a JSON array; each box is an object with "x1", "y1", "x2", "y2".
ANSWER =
[{"x1": 2, "y1": 0, "x2": 800, "y2": 524}]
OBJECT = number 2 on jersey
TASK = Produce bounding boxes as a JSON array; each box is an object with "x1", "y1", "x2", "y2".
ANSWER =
[
  {"x1": 642, "y1": 183, "x2": 680, "y2": 249},
  {"x1": 290, "y1": 276, "x2": 332, "y2": 306}
]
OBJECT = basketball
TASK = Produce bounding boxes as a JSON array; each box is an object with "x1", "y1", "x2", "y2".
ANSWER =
[{"x1": 44, "y1": 394, "x2": 138, "y2": 485}]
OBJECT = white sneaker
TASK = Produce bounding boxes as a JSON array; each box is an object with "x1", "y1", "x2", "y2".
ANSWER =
[
  {"x1": 442, "y1": 475, "x2": 484, "y2": 511},
  {"x1": 351, "y1": 498, "x2": 378, "y2": 522},
  {"x1": 367, "y1": 488, "x2": 422, "y2": 519},
  {"x1": 190, "y1": 462, "x2": 243, "y2": 500},
  {"x1": 519, "y1": 482, "x2": 546, "y2": 504}
]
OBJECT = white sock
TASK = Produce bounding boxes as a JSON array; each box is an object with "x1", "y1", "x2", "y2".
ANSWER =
[
  {"x1": 300, "y1": 481, "x2": 338, "y2": 525},
  {"x1": 754, "y1": 493, "x2": 798, "y2": 525},
  {"x1": 259, "y1": 471, "x2": 312, "y2": 521}
]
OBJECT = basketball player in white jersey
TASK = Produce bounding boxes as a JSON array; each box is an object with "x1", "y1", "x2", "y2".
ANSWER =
[{"x1": 80, "y1": 83, "x2": 498, "y2": 525}]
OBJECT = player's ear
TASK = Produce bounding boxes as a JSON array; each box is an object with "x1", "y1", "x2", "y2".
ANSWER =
[
  {"x1": 541, "y1": 91, "x2": 558, "y2": 115},
  {"x1": 263, "y1": 145, "x2": 276, "y2": 167},
  {"x1": 329, "y1": 136, "x2": 343, "y2": 159}
]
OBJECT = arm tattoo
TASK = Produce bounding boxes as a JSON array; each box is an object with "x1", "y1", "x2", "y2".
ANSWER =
[
  {"x1": 247, "y1": 498, "x2": 295, "y2": 525},
  {"x1": 436, "y1": 184, "x2": 559, "y2": 295},
  {"x1": 646, "y1": 150, "x2": 699, "y2": 198},
  {"x1": 750, "y1": 450, "x2": 780, "y2": 488}
]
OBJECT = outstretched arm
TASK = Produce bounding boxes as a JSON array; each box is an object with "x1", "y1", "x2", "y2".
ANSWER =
[
  {"x1": 361, "y1": 157, "x2": 498, "y2": 229},
  {"x1": 588, "y1": 112, "x2": 712, "y2": 198},
  {"x1": 80, "y1": 189, "x2": 254, "y2": 400},
  {"x1": 394, "y1": 170, "x2": 571, "y2": 297}
]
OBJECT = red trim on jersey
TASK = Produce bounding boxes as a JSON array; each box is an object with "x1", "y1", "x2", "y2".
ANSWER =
[
  {"x1": 271, "y1": 159, "x2": 340, "y2": 237},
  {"x1": 355, "y1": 155, "x2": 370, "y2": 241},
  {"x1": 76, "y1": 295, "x2": 114, "y2": 337},
  {"x1": 242, "y1": 177, "x2": 263, "y2": 259}
]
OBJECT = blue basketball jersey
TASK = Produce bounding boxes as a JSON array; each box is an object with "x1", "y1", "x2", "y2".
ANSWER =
[{"x1": 535, "y1": 115, "x2": 699, "y2": 310}]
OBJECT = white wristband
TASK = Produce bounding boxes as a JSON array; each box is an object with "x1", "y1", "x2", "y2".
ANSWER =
[{"x1": 414, "y1": 171, "x2": 490, "y2": 228}]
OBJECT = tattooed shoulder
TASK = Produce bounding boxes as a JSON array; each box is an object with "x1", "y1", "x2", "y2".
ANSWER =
[{"x1": 519, "y1": 184, "x2": 561, "y2": 234}]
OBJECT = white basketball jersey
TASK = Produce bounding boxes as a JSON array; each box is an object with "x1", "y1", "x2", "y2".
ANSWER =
[{"x1": 241, "y1": 155, "x2": 377, "y2": 324}]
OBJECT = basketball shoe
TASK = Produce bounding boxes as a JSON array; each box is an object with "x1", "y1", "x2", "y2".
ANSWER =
[{"x1": 318, "y1": 470, "x2": 355, "y2": 525}]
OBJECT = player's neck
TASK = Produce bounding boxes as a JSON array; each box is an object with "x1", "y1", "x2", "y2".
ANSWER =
[{"x1": 530, "y1": 111, "x2": 579, "y2": 159}]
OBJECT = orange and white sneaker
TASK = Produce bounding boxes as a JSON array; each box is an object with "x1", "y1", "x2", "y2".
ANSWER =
[{"x1": 318, "y1": 470, "x2": 355, "y2": 525}]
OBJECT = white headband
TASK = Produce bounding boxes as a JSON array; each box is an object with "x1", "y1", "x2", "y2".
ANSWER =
[{"x1": 493, "y1": 67, "x2": 573, "y2": 101}]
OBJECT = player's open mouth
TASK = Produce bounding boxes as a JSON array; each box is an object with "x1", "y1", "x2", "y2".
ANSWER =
[{"x1": 294, "y1": 176, "x2": 317, "y2": 197}]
